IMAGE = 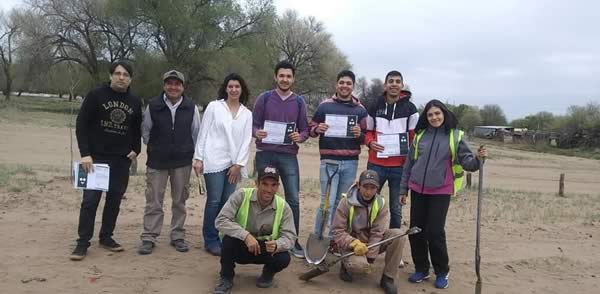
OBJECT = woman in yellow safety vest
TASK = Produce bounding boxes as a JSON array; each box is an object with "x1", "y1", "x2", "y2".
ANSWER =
[{"x1": 399, "y1": 99, "x2": 487, "y2": 290}]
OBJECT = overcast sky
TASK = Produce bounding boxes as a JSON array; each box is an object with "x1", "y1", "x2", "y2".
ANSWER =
[
  {"x1": 274, "y1": 0, "x2": 599, "y2": 119},
  {"x1": 2, "y1": 0, "x2": 598, "y2": 119}
]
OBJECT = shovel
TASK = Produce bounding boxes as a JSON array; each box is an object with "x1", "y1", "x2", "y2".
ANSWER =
[
  {"x1": 305, "y1": 160, "x2": 339, "y2": 264},
  {"x1": 475, "y1": 154, "x2": 485, "y2": 294},
  {"x1": 300, "y1": 226, "x2": 422, "y2": 281}
]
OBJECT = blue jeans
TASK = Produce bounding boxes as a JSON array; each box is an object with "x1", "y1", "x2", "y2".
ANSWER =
[
  {"x1": 203, "y1": 167, "x2": 237, "y2": 249},
  {"x1": 255, "y1": 151, "x2": 301, "y2": 237},
  {"x1": 314, "y1": 159, "x2": 358, "y2": 237},
  {"x1": 367, "y1": 162, "x2": 404, "y2": 228}
]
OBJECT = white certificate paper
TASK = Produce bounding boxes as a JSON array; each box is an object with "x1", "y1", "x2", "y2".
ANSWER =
[
  {"x1": 262, "y1": 120, "x2": 295, "y2": 145},
  {"x1": 73, "y1": 161, "x2": 110, "y2": 192},
  {"x1": 324, "y1": 114, "x2": 358, "y2": 138},
  {"x1": 377, "y1": 133, "x2": 401, "y2": 158},
  {"x1": 376, "y1": 133, "x2": 410, "y2": 158}
]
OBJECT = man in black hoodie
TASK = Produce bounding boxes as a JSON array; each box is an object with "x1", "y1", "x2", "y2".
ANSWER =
[{"x1": 70, "y1": 61, "x2": 142, "y2": 261}]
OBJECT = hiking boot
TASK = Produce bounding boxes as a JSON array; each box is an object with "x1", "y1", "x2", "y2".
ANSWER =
[
  {"x1": 434, "y1": 273, "x2": 449, "y2": 289},
  {"x1": 290, "y1": 241, "x2": 305, "y2": 258},
  {"x1": 339, "y1": 263, "x2": 352, "y2": 282},
  {"x1": 379, "y1": 274, "x2": 397, "y2": 294},
  {"x1": 408, "y1": 271, "x2": 430, "y2": 283},
  {"x1": 69, "y1": 245, "x2": 87, "y2": 261},
  {"x1": 138, "y1": 241, "x2": 154, "y2": 255},
  {"x1": 99, "y1": 238, "x2": 124, "y2": 252},
  {"x1": 256, "y1": 269, "x2": 275, "y2": 288},
  {"x1": 213, "y1": 277, "x2": 234, "y2": 294},
  {"x1": 170, "y1": 239, "x2": 189, "y2": 252}
]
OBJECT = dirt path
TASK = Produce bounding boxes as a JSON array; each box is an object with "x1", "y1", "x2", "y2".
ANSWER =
[{"x1": 1, "y1": 123, "x2": 599, "y2": 294}]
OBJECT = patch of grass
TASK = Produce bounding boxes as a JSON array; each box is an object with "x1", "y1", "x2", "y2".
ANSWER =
[
  {"x1": 452, "y1": 187, "x2": 600, "y2": 223},
  {"x1": 510, "y1": 144, "x2": 600, "y2": 160},
  {"x1": 0, "y1": 164, "x2": 43, "y2": 193},
  {"x1": 0, "y1": 96, "x2": 79, "y2": 128}
]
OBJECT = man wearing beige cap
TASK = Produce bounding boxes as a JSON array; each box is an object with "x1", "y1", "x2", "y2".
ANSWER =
[
  {"x1": 138, "y1": 70, "x2": 201, "y2": 254},
  {"x1": 331, "y1": 169, "x2": 406, "y2": 294}
]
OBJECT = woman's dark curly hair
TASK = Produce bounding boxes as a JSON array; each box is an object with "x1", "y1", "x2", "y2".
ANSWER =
[{"x1": 217, "y1": 73, "x2": 249, "y2": 105}]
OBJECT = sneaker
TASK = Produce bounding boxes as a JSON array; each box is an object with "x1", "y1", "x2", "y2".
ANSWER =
[
  {"x1": 339, "y1": 263, "x2": 352, "y2": 282},
  {"x1": 99, "y1": 238, "x2": 124, "y2": 252},
  {"x1": 69, "y1": 245, "x2": 87, "y2": 261},
  {"x1": 213, "y1": 277, "x2": 234, "y2": 294},
  {"x1": 290, "y1": 242, "x2": 305, "y2": 259},
  {"x1": 206, "y1": 245, "x2": 222, "y2": 256},
  {"x1": 434, "y1": 273, "x2": 449, "y2": 289},
  {"x1": 256, "y1": 269, "x2": 275, "y2": 288},
  {"x1": 379, "y1": 274, "x2": 397, "y2": 294},
  {"x1": 170, "y1": 239, "x2": 189, "y2": 252},
  {"x1": 398, "y1": 259, "x2": 405, "y2": 268},
  {"x1": 408, "y1": 271, "x2": 430, "y2": 283},
  {"x1": 138, "y1": 241, "x2": 154, "y2": 255}
]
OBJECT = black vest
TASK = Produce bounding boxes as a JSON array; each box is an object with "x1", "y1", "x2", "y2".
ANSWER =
[{"x1": 146, "y1": 94, "x2": 195, "y2": 169}]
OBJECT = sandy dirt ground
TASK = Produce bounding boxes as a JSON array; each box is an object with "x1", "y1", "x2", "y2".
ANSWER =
[{"x1": 1, "y1": 123, "x2": 599, "y2": 294}]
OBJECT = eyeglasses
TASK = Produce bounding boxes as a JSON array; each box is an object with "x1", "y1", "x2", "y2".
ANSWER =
[{"x1": 112, "y1": 72, "x2": 131, "y2": 78}]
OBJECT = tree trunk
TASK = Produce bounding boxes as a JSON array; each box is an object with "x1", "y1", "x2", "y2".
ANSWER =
[{"x1": 4, "y1": 79, "x2": 11, "y2": 101}]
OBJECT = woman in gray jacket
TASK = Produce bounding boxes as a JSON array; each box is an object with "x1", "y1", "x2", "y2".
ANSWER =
[{"x1": 399, "y1": 99, "x2": 487, "y2": 289}]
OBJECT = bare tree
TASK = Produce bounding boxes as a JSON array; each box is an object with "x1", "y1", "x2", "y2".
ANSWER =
[
  {"x1": 271, "y1": 10, "x2": 350, "y2": 96},
  {"x1": 0, "y1": 9, "x2": 20, "y2": 101},
  {"x1": 26, "y1": 0, "x2": 142, "y2": 82}
]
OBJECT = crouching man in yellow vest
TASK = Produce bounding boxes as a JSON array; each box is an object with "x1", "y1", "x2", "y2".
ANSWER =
[
  {"x1": 213, "y1": 165, "x2": 297, "y2": 294},
  {"x1": 331, "y1": 170, "x2": 406, "y2": 294}
]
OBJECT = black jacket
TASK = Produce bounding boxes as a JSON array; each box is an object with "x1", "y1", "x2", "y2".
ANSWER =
[
  {"x1": 76, "y1": 84, "x2": 142, "y2": 159},
  {"x1": 146, "y1": 94, "x2": 195, "y2": 169}
]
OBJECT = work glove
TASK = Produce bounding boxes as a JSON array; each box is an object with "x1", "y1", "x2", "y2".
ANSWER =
[{"x1": 349, "y1": 239, "x2": 368, "y2": 256}]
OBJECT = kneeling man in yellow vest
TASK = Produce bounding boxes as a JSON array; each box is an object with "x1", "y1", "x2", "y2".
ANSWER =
[
  {"x1": 213, "y1": 165, "x2": 297, "y2": 293},
  {"x1": 332, "y1": 170, "x2": 406, "y2": 294}
]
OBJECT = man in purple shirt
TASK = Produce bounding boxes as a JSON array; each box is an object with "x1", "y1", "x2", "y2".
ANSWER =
[{"x1": 253, "y1": 61, "x2": 310, "y2": 258}]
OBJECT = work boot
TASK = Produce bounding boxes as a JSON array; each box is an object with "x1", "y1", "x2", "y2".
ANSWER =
[
  {"x1": 170, "y1": 239, "x2": 189, "y2": 252},
  {"x1": 339, "y1": 263, "x2": 353, "y2": 282},
  {"x1": 137, "y1": 241, "x2": 154, "y2": 255},
  {"x1": 213, "y1": 277, "x2": 234, "y2": 294},
  {"x1": 256, "y1": 269, "x2": 275, "y2": 288},
  {"x1": 379, "y1": 274, "x2": 397, "y2": 294}
]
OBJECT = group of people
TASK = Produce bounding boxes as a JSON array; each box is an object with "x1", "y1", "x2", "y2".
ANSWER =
[{"x1": 70, "y1": 60, "x2": 488, "y2": 294}]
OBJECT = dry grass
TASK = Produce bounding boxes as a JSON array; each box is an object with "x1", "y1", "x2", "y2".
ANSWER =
[{"x1": 451, "y1": 186, "x2": 600, "y2": 224}]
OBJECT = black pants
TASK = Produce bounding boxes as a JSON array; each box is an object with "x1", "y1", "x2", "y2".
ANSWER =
[
  {"x1": 76, "y1": 157, "x2": 131, "y2": 247},
  {"x1": 408, "y1": 191, "x2": 451, "y2": 275},
  {"x1": 220, "y1": 235, "x2": 291, "y2": 280}
]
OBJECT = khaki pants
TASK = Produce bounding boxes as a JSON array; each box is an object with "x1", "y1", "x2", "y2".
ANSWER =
[
  {"x1": 342, "y1": 228, "x2": 406, "y2": 278},
  {"x1": 140, "y1": 165, "x2": 191, "y2": 243}
]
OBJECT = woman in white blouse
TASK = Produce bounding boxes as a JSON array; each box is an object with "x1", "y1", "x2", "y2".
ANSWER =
[{"x1": 192, "y1": 73, "x2": 253, "y2": 256}]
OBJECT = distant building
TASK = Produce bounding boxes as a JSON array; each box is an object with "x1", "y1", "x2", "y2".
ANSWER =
[{"x1": 473, "y1": 126, "x2": 514, "y2": 139}]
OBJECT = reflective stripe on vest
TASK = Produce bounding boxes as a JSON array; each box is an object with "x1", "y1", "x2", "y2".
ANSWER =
[
  {"x1": 235, "y1": 188, "x2": 285, "y2": 241},
  {"x1": 413, "y1": 129, "x2": 465, "y2": 195},
  {"x1": 344, "y1": 194, "x2": 385, "y2": 233}
]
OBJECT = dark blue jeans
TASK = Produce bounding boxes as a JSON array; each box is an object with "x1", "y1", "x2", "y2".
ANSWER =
[
  {"x1": 255, "y1": 151, "x2": 301, "y2": 236},
  {"x1": 367, "y1": 162, "x2": 404, "y2": 229},
  {"x1": 203, "y1": 168, "x2": 237, "y2": 249}
]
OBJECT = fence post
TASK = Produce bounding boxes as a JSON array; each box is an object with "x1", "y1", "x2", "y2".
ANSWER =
[
  {"x1": 558, "y1": 173, "x2": 565, "y2": 196},
  {"x1": 466, "y1": 173, "x2": 472, "y2": 189}
]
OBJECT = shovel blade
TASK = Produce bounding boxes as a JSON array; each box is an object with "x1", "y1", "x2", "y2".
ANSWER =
[{"x1": 304, "y1": 233, "x2": 330, "y2": 265}]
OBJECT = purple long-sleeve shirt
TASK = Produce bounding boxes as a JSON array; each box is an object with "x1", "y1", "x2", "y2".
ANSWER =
[{"x1": 252, "y1": 90, "x2": 310, "y2": 154}]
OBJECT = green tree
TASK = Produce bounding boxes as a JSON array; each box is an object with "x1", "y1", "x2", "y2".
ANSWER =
[{"x1": 480, "y1": 104, "x2": 507, "y2": 126}]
